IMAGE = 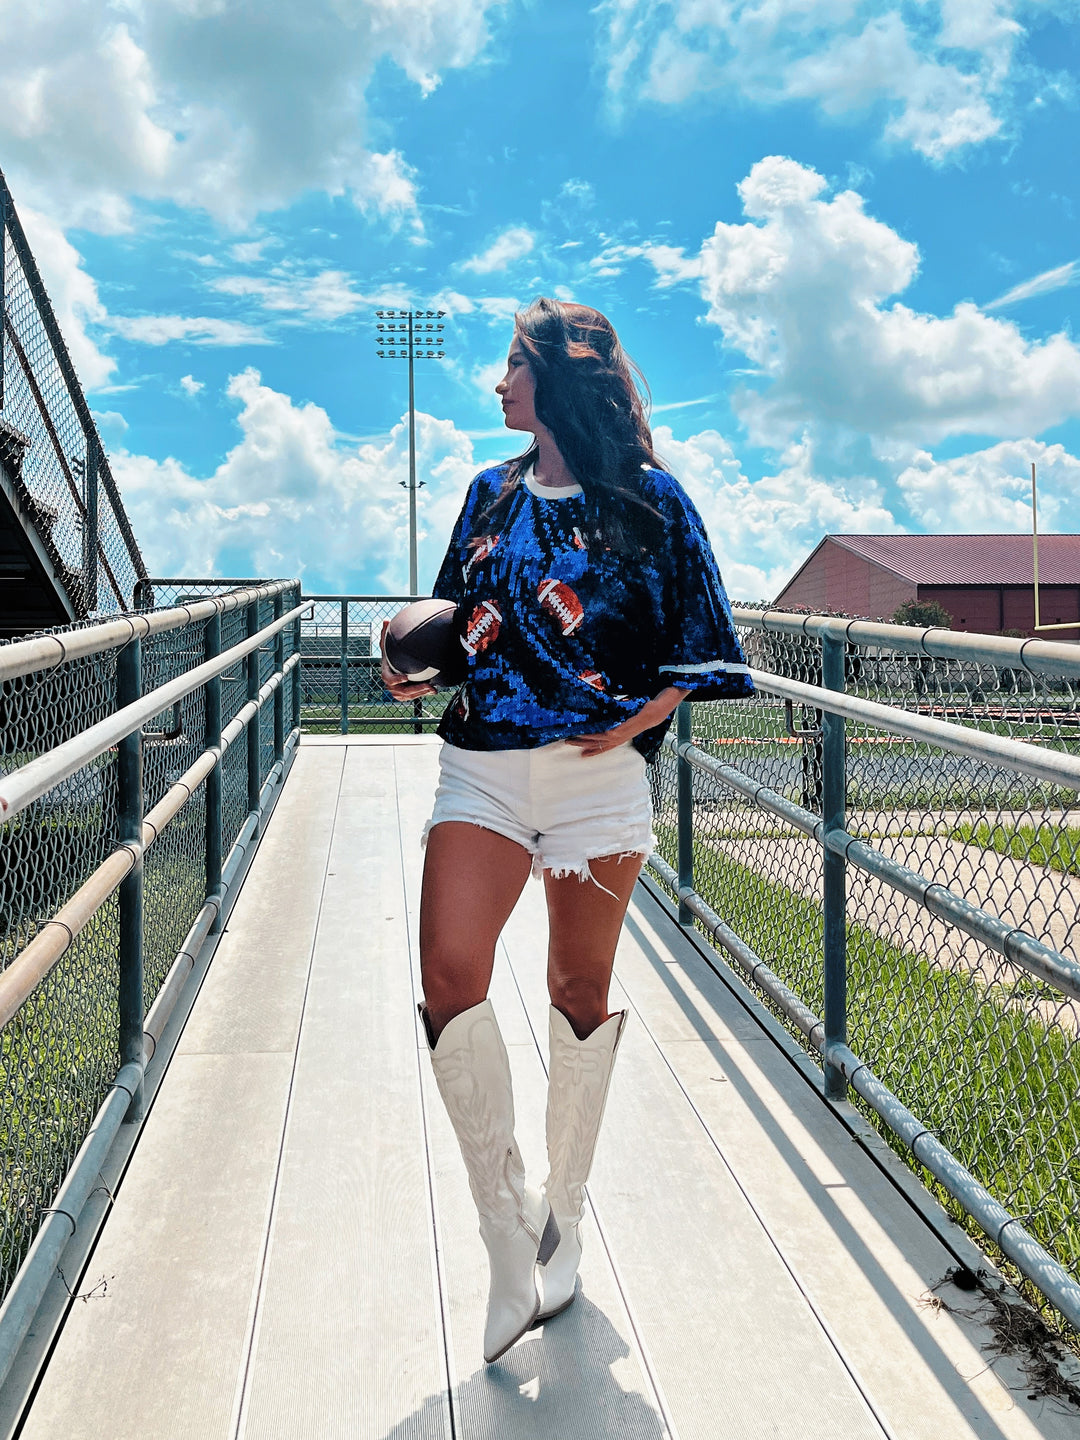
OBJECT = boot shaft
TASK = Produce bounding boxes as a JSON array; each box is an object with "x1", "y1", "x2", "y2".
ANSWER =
[
  {"x1": 423, "y1": 1000, "x2": 527, "y2": 1226},
  {"x1": 544, "y1": 1007, "x2": 626, "y2": 1221}
]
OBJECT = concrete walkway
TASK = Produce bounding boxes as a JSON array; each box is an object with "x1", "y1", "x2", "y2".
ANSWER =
[{"x1": 13, "y1": 739, "x2": 1078, "y2": 1439}]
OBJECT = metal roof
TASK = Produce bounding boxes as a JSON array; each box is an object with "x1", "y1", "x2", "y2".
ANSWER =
[{"x1": 829, "y1": 533, "x2": 1080, "y2": 586}]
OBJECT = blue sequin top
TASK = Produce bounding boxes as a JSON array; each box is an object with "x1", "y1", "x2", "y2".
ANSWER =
[{"x1": 432, "y1": 462, "x2": 754, "y2": 760}]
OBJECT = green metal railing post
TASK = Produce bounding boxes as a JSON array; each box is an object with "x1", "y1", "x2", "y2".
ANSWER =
[
  {"x1": 340, "y1": 599, "x2": 349, "y2": 735},
  {"x1": 273, "y1": 591, "x2": 284, "y2": 764},
  {"x1": 821, "y1": 631, "x2": 848, "y2": 1101},
  {"x1": 677, "y1": 700, "x2": 694, "y2": 926},
  {"x1": 246, "y1": 601, "x2": 261, "y2": 825},
  {"x1": 205, "y1": 610, "x2": 224, "y2": 933},
  {"x1": 292, "y1": 586, "x2": 302, "y2": 733},
  {"x1": 117, "y1": 638, "x2": 145, "y2": 1122}
]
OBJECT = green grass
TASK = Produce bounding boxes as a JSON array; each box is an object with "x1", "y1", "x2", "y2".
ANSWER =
[
  {"x1": 949, "y1": 821, "x2": 1080, "y2": 878},
  {"x1": 0, "y1": 808, "x2": 211, "y2": 1296},
  {"x1": 656, "y1": 821, "x2": 1080, "y2": 1341}
]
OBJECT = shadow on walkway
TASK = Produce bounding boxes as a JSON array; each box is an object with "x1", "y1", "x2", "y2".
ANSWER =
[{"x1": 380, "y1": 1299, "x2": 669, "y2": 1440}]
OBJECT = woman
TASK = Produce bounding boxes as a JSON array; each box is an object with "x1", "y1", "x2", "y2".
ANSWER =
[{"x1": 382, "y1": 298, "x2": 753, "y2": 1363}]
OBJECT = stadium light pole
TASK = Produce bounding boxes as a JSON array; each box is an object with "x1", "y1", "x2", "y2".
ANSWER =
[{"x1": 375, "y1": 309, "x2": 446, "y2": 595}]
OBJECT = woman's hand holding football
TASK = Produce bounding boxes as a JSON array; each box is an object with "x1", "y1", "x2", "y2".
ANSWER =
[{"x1": 381, "y1": 621, "x2": 437, "y2": 701}]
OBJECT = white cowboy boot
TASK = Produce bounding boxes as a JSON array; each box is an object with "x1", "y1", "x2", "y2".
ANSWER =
[
  {"x1": 538, "y1": 1006, "x2": 627, "y2": 1320},
  {"x1": 422, "y1": 1000, "x2": 560, "y2": 1362}
]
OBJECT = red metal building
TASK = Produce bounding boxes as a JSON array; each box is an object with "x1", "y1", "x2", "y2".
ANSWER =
[{"x1": 773, "y1": 534, "x2": 1080, "y2": 638}]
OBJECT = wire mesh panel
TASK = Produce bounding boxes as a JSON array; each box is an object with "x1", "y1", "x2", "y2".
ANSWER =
[
  {"x1": 0, "y1": 635, "x2": 123, "y2": 1297},
  {"x1": 659, "y1": 606, "x2": 1080, "y2": 1340},
  {"x1": 300, "y1": 596, "x2": 452, "y2": 734},
  {"x1": 0, "y1": 581, "x2": 301, "y2": 1305},
  {"x1": 0, "y1": 169, "x2": 146, "y2": 623}
]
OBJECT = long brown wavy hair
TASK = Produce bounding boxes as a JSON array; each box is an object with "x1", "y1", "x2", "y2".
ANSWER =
[{"x1": 476, "y1": 297, "x2": 665, "y2": 553}]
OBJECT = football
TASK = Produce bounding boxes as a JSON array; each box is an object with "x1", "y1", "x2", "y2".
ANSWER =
[
  {"x1": 537, "y1": 578, "x2": 584, "y2": 636},
  {"x1": 384, "y1": 599, "x2": 467, "y2": 687}
]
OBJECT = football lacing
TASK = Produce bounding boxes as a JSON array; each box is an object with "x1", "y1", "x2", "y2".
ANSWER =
[
  {"x1": 539, "y1": 581, "x2": 578, "y2": 629},
  {"x1": 549, "y1": 594, "x2": 573, "y2": 625}
]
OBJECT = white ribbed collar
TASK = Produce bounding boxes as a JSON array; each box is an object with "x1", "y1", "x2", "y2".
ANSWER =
[{"x1": 521, "y1": 464, "x2": 583, "y2": 499}]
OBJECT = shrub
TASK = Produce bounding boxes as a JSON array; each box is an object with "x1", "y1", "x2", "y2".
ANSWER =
[{"x1": 892, "y1": 599, "x2": 953, "y2": 629}]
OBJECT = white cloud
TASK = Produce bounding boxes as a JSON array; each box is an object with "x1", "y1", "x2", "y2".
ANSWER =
[
  {"x1": 985, "y1": 259, "x2": 1080, "y2": 310},
  {"x1": 211, "y1": 269, "x2": 378, "y2": 322},
  {"x1": 92, "y1": 410, "x2": 129, "y2": 444},
  {"x1": 897, "y1": 438, "x2": 1079, "y2": 532},
  {"x1": 112, "y1": 369, "x2": 482, "y2": 591},
  {"x1": 15, "y1": 207, "x2": 116, "y2": 390},
  {"x1": 653, "y1": 424, "x2": 900, "y2": 601},
  {"x1": 433, "y1": 291, "x2": 521, "y2": 323},
  {"x1": 0, "y1": 0, "x2": 507, "y2": 231},
  {"x1": 593, "y1": 240, "x2": 701, "y2": 286},
  {"x1": 461, "y1": 227, "x2": 536, "y2": 274},
  {"x1": 560, "y1": 179, "x2": 595, "y2": 203},
  {"x1": 228, "y1": 240, "x2": 271, "y2": 265},
  {"x1": 635, "y1": 157, "x2": 1080, "y2": 446},
  {"x1": 652, "y1": 394, "x2": 718, "y2": 413},
  {"x1": 599, "y1": 0, "x2": 1040, "y2": 161},
  {"x1": 472, "y1": 358, "x2": 508, "y2": 404},
  {"x1": 110, "y1": 314, "x2": 271, "y2": 347},
  {"x1": 179, "y1": 375, "x2": 204, "y2": 396}
]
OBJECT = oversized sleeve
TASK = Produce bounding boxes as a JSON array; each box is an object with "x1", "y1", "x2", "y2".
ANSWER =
[
  {"x1": 651, "y1": 473, "x2": 754, "y2": 701},
  {"x1": 430, "y1": 470, "x2": 493, "y2": 605}
]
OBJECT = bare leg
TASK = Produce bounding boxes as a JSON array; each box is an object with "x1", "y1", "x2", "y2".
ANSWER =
[
  {"x1": 420, "y1": 822, "x2": 533, "y2": 1041},
  {"x1": 543, "y1": 852, "x2": 645, "y2": 1037}
]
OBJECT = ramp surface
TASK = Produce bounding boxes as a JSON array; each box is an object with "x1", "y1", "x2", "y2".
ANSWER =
[{"x1": 15, "y1": 739, "x2": 1075, "y2": 1440}]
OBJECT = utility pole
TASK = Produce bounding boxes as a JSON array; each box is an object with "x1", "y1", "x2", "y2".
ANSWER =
[{"x1": 375, "y1": 309, "x2": 446, "y2": 594}]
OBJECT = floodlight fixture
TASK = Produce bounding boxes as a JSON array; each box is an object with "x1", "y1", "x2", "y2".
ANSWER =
[{"x1": 374, "y1": 308, "x2": 450, "y2": 594}]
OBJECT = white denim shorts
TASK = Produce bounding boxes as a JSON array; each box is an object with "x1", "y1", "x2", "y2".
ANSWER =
[{"x1": 423, "y1": 739, "x2": 655, "y2": 887}]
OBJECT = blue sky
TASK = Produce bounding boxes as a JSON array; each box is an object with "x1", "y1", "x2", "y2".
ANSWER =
[{"x1": 3, "y1": 0, "x2": 1079, "y2": 602}]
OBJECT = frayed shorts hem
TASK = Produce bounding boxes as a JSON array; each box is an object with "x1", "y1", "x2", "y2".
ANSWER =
[
  {"x1": 421, "y1": 740, "x2": 655, "y2": 896},
  {"x1": 421, "y1": 816, "x2": 654, "y2": 882}
]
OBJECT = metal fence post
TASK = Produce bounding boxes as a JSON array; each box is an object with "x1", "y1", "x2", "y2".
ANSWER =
[
  {"x1": 84, "y1": 433, "x2": 99, "y2": 615},
  {"x1": 247, "y1": 601, "x2": 261, "y2": 826},
  {"x1": 292, "y1": 586, "x2": 302, "y2": 734},
  {"x1": 117, "y1": 639, "x2": 145, "y2": 1122},
  {"x1": 340, "y1": 598, "x2": 349, "y2": 735},
  {"x1": 273, "y1": 590, "x2": 284, "y2": 764},
  {"x1": 677, "y1": 700, "x2": 694, "y2": 925},
  {"x1": 205, "y1": 610, "x2": 224, "y2": 933},
  {"x1": 821, "y1": 631, "x2": 848, "y2": 1100}
]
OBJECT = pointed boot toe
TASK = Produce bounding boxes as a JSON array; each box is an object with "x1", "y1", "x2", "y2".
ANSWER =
[{"x1": 481, "y1": 1186, "x2": 560, "y2": 1361}]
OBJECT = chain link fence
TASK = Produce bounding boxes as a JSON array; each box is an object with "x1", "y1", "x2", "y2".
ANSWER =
[
  {"x1": 0, "y1": 581, "x2": 301, "y2": 1316},
  {"x1": 650, "y1": 605, "x2": 1080, "y2": 1341},
  {"x1": 5, "y1": 575, "x2": 1079, "y2": 1349},
  {"x1": 1, "y1": 168, "x2": 147, "y2": 628},
  {"x1": 299, "y1": 595, "x2": 451, "y2": 733}
]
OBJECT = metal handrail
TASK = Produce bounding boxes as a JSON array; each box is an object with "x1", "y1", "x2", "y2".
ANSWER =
[
  {"x1": 0, "y1": 656, "x2": 299, "y2": 1030},
  {"x1": 649, "y1": 851, "x2": 1080, "y2": 1331},
  {"x1": 747, "y1": 668, "x2": 1080, "y2": 792},
  {"x1": 663, "y1": 627, "x2": 1080, "y2": 1332},
  {"x1": 0, "y1": 578, "x2": 298, "y2": 683},
  {"x1": 0, "y1": 582, "x2": 304, "y2": 1389},
  {"x1": 0, "y1": 599, "x2": 306, "y2": 820},
  {"x1": 301, "y1": 593, "x2": 420, "y2": 602},
  {"x1": 734, "y1": 605, "x2": 1080, "y2": 680},
  {"x1": 675, "y1": 735, "x2": 1080, "y2": 1004}
]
